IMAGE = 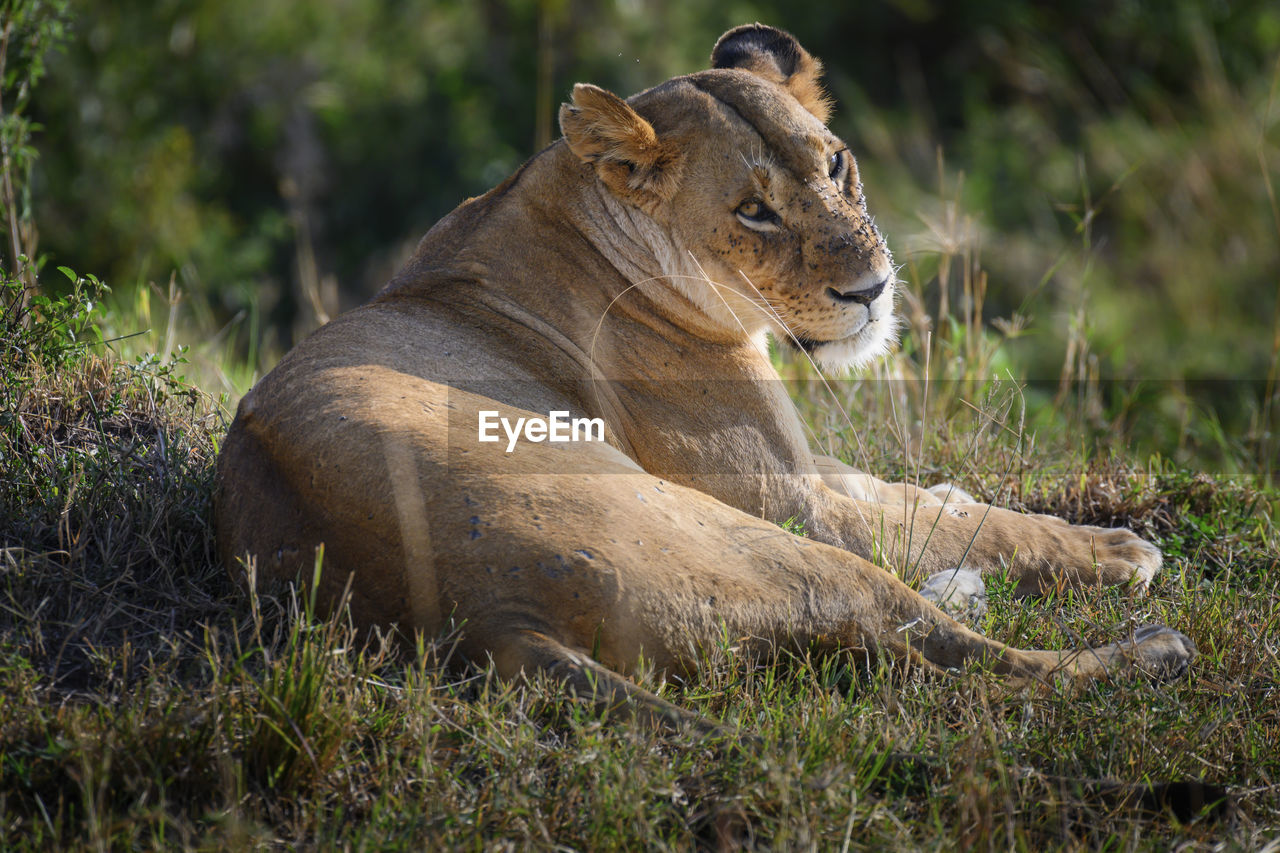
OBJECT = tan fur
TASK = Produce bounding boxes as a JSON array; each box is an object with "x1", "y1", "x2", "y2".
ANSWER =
[
  {"x1": 560, "y1": 83, "x2": 684, "y2": 206},
  {"x1": 215, "y1": 26, "x2": 1192, "y2": 732}
]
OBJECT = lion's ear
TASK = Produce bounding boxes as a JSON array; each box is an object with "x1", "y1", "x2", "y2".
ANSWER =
[
  {"x1": 711, "y1": 24, "x2": 832, "y2": 124},
  {"x1": 559, "y1": 83, "x2": 682, "y2": 209}
]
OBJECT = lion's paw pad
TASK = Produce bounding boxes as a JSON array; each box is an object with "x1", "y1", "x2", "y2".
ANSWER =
[{"x1": 919, "y1": 568, "x2": 987, "y2": 621}]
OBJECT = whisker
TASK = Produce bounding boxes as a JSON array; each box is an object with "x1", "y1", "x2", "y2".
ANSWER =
[
  {"x1": 587, "y1": 262, "x2": 917, "y2": 567},
  {"x1": 732, "y1": 270, "x2": 913, "y2": 551},
  {"x1": 718, "y1": 269, "x2": 887, "y2": 539},
  {"x1": 586, "y1": 269, "x2": 792, "y2": 416}
]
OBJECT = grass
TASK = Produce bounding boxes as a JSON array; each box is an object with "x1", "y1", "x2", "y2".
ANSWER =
[{"x1": 3, "y1": 256, "x2": 1279, "y2": 850}]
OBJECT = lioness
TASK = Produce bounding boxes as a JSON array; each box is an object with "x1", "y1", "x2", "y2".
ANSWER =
[{"x1": 215, "y1": 24, "x2": 1194, "y2": 733}]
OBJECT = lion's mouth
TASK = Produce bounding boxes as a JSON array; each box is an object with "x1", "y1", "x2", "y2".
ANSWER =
[
  {"x1": 790, "y1": 321, "x2": 870, "y2": 354},
  {"x1": 780, "y1": 312, "x2": 897, "y2": 371}
]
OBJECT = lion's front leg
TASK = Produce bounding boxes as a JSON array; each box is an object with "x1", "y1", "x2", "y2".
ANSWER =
[
  {"x1": 810, "y1": 484, "x2": 1161, "y2": 596},
  {"x1": 813, "y1": 454, "x2": 977, "y2": 507}
]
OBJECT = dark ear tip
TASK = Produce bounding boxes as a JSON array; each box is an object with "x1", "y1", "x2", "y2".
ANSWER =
[
  {"x1": 711, "y1": 23, "x2": 804, "y2": 75},
  {"x1": 712, "y1": 22, "x2": 778, "y2": 49}
]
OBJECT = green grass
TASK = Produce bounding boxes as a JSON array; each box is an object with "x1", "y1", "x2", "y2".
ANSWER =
[{"x1": 3, "y1": 261, "x2": 1278, "y2": 850}]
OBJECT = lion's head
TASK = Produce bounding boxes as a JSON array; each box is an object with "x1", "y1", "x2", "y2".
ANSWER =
[{"x1": 558, "y1": 23, "x2": 897, "y2": 369}]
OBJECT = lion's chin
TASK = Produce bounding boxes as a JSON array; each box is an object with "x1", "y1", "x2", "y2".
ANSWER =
[{"x1": 787, "y1": 314, "x2": 900, "y2": 372}]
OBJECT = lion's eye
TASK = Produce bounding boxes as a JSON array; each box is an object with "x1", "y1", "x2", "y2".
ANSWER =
[
  {"x1": 828, "y1": 149, "x2": 849, "y2": 184},
  {"x1": 735, "y1": 198, "x2": 779, "y2": 231}
]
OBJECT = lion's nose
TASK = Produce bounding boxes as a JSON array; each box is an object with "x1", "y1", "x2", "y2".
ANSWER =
[{"x1": 827, "y1": 277, "x2": 888, "y2": 306}]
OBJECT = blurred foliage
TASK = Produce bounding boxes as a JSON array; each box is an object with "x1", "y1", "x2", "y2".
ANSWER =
[
  {"x1": 18, "y1": 1, "x2": 1280, "y2": 428},
  {"x1": 0, "y1": 0, "x2": 70, "y2": 287},
  {"x1": 29, "y1": 0, "x2": 762, "y2": 351}
]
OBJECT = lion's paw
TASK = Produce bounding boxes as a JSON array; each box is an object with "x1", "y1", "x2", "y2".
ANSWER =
[
  {"x1": 1118, "y1": 624, "x2": 1196, "y2": 681},
  {"x1": 1082, "y1": 526, "x2": 1163, "y2": 590},
  {"x1": 926, "y1": 482, "x2": 977, "y2": 505},
  {"x1": 919, "y1": 568, "x2": 987, "y2": 622}
]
